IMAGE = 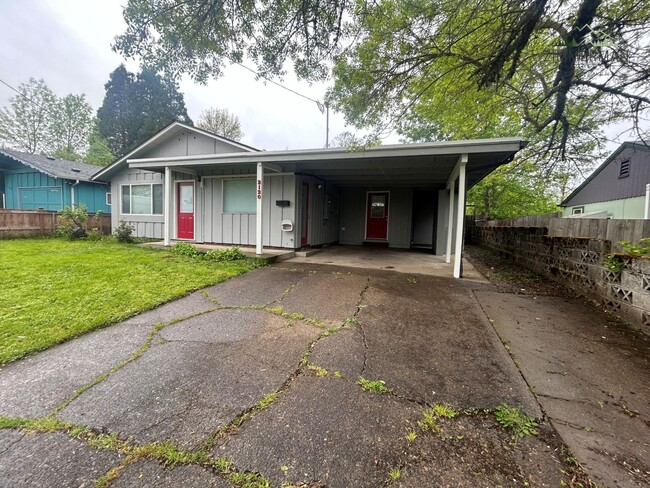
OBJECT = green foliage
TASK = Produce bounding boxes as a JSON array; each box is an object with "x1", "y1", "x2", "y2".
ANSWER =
[
  {"x1": 417, "y1": 409, "x2": 440, "y2": 433},
  {"x1": 113, "y1": 221, "x2": 135, "y2": 243},
  {"x1": 171, "y1": 242, "x2": 202, "y2": 257},
  {"x1": 430, "y1": 403, "x2": 458, "y2": 419},
  {"x1": 620, "y1": 238, "x2": 650, "y2": 257},
  {"x1": 85, "y1": 119, "x2": 114, "y2": 166},
  {"x1": 0, "y1": 78, "x2": 95, "y2": 159},
  {"x1": 205, "y1": 246, "x2": 247, "y2": 262},
  {"x1": 405, "y1": 431, "x2": 418, "y2": 444},
  {"x1": 57, "y1": 204, "x2": 89, "y2": 239},
  {"x1": 603, "y1": 254, "x2": 624, "y2": 272},
  {"x1": 494, "y1": 404, "x2": 539, "y2": 444},
  {"x1": 196, "y1": 107, "x2": 244, "y2": 141},
  {"x1": 467, "y1": 163, "x2": 560, "y2": 220},
  {"x1": 0, "y1": 239, "x2": 260, "y2": 365},
  {"x1": 358, "y1": 377, "x2": 392, "y2": 394},
  {"x1": 0, "y1": 78, "x2": 58, "y2": 154},
  {"x1": 97, "y1": 65, "x2": 192, "y2": 157}
]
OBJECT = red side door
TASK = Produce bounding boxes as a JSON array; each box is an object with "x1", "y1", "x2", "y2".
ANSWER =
[
  {"x1": 366, "y1": 192, "x2": 389, "y2": 240},
  {"x1": 177, "y1": 182, "x2": 194, "y2": 240}
]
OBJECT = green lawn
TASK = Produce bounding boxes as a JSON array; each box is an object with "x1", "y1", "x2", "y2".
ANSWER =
[{"x1": 0, "y1": 238, "x2": 262, "y2": 366}]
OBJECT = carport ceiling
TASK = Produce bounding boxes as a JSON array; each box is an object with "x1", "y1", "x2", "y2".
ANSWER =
[{"x1": 127, "y1": 138, "x2": 526, "y2": 189}]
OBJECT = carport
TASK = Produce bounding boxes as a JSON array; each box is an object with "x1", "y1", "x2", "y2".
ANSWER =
[{"x1": 116, "y1": 131, "x2": 525, "y2": 278}]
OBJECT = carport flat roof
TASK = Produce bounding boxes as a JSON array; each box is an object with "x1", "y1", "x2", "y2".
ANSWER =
[{"x1": 124, "y1": 138, "x2": 526, "y2": 188}]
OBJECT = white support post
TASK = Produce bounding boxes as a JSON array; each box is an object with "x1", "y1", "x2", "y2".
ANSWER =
[
  {"x1": 256, "y1": 162, "x2": 264, "y2": 255},
  {"x1": 645, "y1": 183, "x2": 650, "y2": 219},
  {"x1": 164, "y1": 166, "x2": 172, "y2": 246},
  {"x1": 445, "y1": 183, "x2": 454, "y2": 264},
  {"x1": 453, "y1": 155, "x2": 468, "y2": 278}
]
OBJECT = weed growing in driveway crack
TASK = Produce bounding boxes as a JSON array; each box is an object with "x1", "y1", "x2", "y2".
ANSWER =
[
  {"x1": 307, "y1": 363, "x2": 329, "y2": 377},
  {"x1": 418, "y1": 409, "x2": 440, "y2": 433},
  {"x1": 431, "y1": 403, "x2": 458, "y2": 419},
  {"x1": 494, "y1": 404, "x2": 539, "y2": 445},
  {"x1": 358, "y1": 377, "x2": 392, "y2": 394},
  {"x1": 343, "y1": 316, "x2": 358, "y2": 326}
]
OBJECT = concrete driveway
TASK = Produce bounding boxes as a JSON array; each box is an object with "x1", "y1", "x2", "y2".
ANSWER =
[{"x1": 0, "y1": 262, "x2": 588, "y2": 487}]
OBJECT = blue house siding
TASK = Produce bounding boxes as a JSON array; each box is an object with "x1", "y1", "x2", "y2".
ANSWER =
[{"x1": 3, "y1": 170, "x2": 110, "y2": 213}]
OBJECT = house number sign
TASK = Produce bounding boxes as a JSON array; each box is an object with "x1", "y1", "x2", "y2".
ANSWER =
[{"x1": 257, "y1": 179, "x2": 262, "y2": 199}]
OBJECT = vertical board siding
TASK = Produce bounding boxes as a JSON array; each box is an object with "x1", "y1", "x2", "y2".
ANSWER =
[
  {"x1": 203, "y1": 174, "x2": 297, "y2": 248},
  {"x1": 387, "y1": 188, "x2": 413, "y2": 248},
  {"x1": 111, "y1": 169, "x2": 165, "y2": 238}
]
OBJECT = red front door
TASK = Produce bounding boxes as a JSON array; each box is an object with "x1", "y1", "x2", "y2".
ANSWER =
[
  {"x1": 366, "y1": 192, "x2": 389, "y2": 240},
  {"x1": 177, "y1": 182, "x2": 194, "y2": 240},
  {"x1": 301, "y1": 182, "x2": 309, "y2": 246}
]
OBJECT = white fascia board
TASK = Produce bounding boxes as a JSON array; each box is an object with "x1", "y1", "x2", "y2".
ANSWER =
[{"x1": 127, "y1": 138, "x2": 525, "y2": 169}]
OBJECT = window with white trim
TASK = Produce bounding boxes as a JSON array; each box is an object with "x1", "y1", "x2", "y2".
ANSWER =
[
  {"x1": 121, "y1": 184, "x2": 163, "y2": 215},
  {"x1": 572, "y1": 206, "x2": 584, "y2": 215},
  {"x1": 106, "y1": 192, "x2": 112, "y2": 206},
  {"x1": 223, "y1": 179, "x2": 256, "y2": 213}
]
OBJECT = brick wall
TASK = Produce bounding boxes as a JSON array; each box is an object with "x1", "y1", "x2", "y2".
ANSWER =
[{"x1": 469, "y1": 224, "x2": 650, "y2": 332}]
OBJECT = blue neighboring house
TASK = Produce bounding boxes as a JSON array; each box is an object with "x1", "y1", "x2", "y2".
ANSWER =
[{"x1": 0, "y1": 148, "x2": 110, "y2": 213}]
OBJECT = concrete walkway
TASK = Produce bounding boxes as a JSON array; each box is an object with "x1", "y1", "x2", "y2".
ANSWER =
[{"x1": 0, "y1": 261, "x2": 645, "y2": 486}]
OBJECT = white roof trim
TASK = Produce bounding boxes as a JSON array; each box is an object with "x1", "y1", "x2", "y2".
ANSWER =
[{"x1": 126, "y1": 138, "x2": 526, "y2": 168}]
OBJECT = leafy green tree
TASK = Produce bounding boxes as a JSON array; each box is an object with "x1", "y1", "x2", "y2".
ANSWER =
[
  {"x1": 0, "y1": 78, "x2": 57, "y2": 154},
  {"x1": 85, "y1": 120, "x2": 114, "y2": 166},
  {"x1": 114, "y1": 0, "x2": 650, "y2": 160},
  {"x1": 97, "y1": 65, "x2": 192, "y2": 157},
  {"x1": 467, "y1": 164, "x2": 559, "y2": 220},
  {"x1": 196, "y1": 107, "x2": 244, "y2": 141},
  {"x1": 51, "y1": 94, "x2": 94, "y2": 160}
]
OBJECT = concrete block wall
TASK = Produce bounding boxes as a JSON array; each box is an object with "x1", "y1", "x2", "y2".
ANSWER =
[{"x1": 469, "y1": 225, "x2": 650, "y2": 332}]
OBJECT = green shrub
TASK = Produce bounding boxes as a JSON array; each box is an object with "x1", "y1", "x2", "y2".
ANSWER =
[
  {"x1": 620, "y1": 238, "x2": 650, "y2": 257},
  {"x1": 87, "y1": 228, "x2": 103, "y2": 241},
  {"x1": 204, "y1": 246, "x2": 246, "y2": 262},
  {"x1": 113, "y1": 221, "x2": 135, "y2": 243},
  {"x1": 603, "y1": 254, "x2": 624, "y2": 272},
  {"x1": 171, "y1": 242, "x2": 201, "y2": 257},
  {"x1": 57, "y1": 205, "x2": 89, "y2": 239}
]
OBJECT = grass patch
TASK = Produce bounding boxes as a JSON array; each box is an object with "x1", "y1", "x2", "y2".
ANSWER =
[
  {"x1": 494, "y1": 404, "x2": 539, "y2": 445},
  {"x1": 0, "y1": 239, "x2": 262, "y2": 365},
  {"x1": 358, "y1": 377, "x2": 392, "y2": 394}
]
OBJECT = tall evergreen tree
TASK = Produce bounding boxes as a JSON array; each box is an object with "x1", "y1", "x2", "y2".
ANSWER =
[
  {"x1": 97, "y1": 65, "x2": 135, "y2": 158},
  {"x1": 97, "y1": 65, "x2": 192, "y2": 158}
]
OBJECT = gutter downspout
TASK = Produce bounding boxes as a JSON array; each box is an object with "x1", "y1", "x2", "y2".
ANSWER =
[{"x1": 70, "y1": 180, "x2": 80, "y2": 207}]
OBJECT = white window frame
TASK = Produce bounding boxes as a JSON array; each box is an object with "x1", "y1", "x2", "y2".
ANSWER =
[
  {"x1": 121, "y1": 183, "x2": 164, "y2": 216},
  {"x1": 106, "y1": 192, "x2": 112, "y2": 206},
  {"x1": 222, "y1": 177, "x2": 256, "y2": 214},
  {"x1": 572, "y1": 206, "x2": 585, "y2": 215}
]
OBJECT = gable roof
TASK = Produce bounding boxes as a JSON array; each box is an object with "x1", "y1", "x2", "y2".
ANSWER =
[
  {"x1": 560, "y1": 142, "x2": 650, "y2": 206},
  {"x1": 92, "y1": 121, "x2": 258, "y2": 181},
  {"x1": 0, "y1": 148, "x2": 106, "y2": 183}
]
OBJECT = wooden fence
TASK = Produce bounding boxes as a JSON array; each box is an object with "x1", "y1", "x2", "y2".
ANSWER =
[
  {"x1": 473, "y1": 214, "x2": 650, "y2": 245},
  {"x1": 0, "y1": 209, "x2": 111, "y2": 238}
]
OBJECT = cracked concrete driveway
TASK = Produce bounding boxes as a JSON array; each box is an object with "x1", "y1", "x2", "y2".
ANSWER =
[{"x1": 0, "y1": 262, "x2": 620, "y2": 487}]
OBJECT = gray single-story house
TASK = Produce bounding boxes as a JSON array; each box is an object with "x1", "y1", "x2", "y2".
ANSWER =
[
  {"x1": 93, "y1": 122, "x2": 526, "y2": 277},
  {"x1": 560, "y1": 142, "x2": 650, "y2": 219},
  {"x1": 0, "y1": 149, "x2": 111, "y2": 213}
]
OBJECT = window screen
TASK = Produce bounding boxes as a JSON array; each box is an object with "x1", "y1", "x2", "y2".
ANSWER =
[{"x1": 223, "y1": 179, "x2": 256, "y2": 213}]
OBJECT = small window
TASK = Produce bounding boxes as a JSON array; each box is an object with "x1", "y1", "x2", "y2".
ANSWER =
[
  {"x1": 121, "y1": 183, "x2": 163, "y2": 215},
  {"x1": 223, "y1": 179, "x2": 256, "y2": 213},
  {"x1": 619, "y1": 160, "x2": 630, "y2": 178},
  {"x1": 106, "y1": 192, "x2": 112, "y2": 206},
  {"x1": 572, "y1": 206, "x2": 584, "y2": 215}
]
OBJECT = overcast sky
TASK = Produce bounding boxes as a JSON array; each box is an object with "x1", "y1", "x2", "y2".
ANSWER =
[
  {"x1": 0, "y1": 0, "x2": 642, "y2": 153},
  {"x1": 0, "y1": 0, "x2": 366, "y2": 151}
]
